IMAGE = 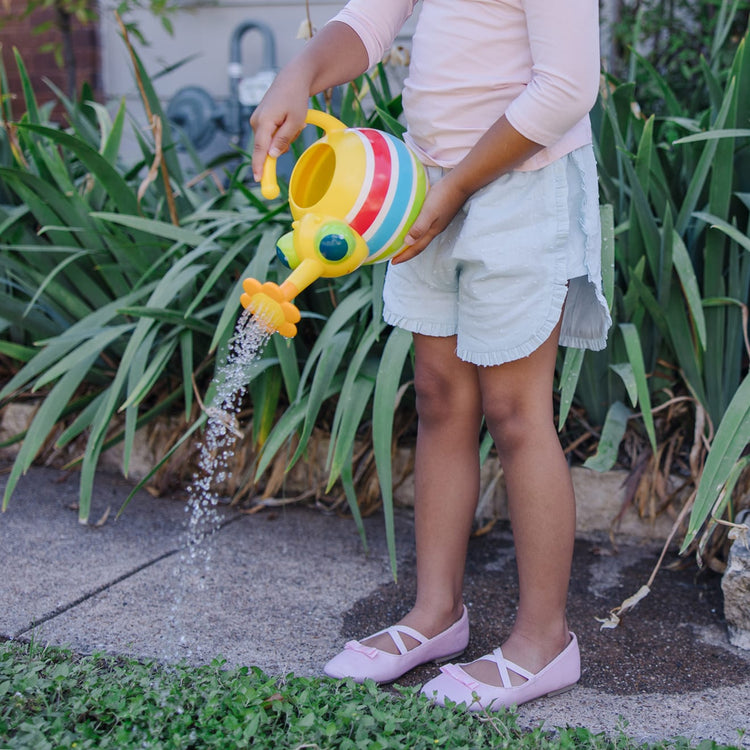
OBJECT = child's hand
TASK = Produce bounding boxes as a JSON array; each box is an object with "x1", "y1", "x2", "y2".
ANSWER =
[
  {"x1": 249, "y1": 72, "x2": 310, "y2": 182},
  {"x1": 392, "y1": 176, "x2": 469, "y2": 264}
]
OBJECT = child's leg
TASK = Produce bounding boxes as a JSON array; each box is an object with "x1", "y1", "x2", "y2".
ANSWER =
[
  {"x1": 411, "y1": 333, "x2": 484, "y2": 627},
  {"x1": 364, "y1": 332, "x2": 482, "y2": 653},
  {"x1": 468, "y1": 317, "x2": 575, "y2": 685}
]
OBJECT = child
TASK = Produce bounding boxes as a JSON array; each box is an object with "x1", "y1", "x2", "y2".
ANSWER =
[{"x1": 250, "y1": 0, "x2": 611, "y2": 712}]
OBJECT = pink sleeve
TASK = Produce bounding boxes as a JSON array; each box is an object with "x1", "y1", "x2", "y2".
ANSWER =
[
  {"x1": 505, "y1": 0, "x2": 601, "y2": 147},
  {"x1": 330, "y1": 0, "x2": 419, "y2": 69}
]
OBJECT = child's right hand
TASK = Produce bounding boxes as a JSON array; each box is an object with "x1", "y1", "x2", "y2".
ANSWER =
[
  {"x1": 249, "y1": 21, "x2": 370, "y2": 185},
  {"x1": 249, "y1": 70, "x2": 311, "y2": 183}
]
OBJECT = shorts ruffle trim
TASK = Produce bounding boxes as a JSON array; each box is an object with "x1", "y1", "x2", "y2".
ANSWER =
[{"x1": 381, "y1": 312, "x2": 456, "y2": 341}]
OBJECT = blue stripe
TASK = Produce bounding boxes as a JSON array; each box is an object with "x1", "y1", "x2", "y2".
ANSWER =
[{"x1": 365, "y1": 137, "x2": 417, "y2": 257}]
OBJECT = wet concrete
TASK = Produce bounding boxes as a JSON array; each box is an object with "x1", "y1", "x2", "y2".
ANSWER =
[{"x1": 346, "y1": 528, "x2": 749, "y2": 693}]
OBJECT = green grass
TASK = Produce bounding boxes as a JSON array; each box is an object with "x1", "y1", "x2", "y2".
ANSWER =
[{"x1": 0, "y1": 640, "x2": 744, "y2": 749}]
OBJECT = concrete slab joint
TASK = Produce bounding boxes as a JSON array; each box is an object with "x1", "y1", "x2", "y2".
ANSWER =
[{"x1": 722, "y1": 509, "x2": 750, "y2": 650}]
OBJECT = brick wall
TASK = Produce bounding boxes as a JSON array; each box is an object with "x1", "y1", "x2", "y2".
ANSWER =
[{"x1": 0, "y1": 0, "x2": 101, "y2": 119}]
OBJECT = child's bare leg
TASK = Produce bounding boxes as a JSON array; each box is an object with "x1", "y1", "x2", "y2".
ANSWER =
[
  {"x1": 364, "y1": 333, "x2": 482, "y2": 653},
  {"x1": 468, "y1": 317, "x2": 575, "y2": 685}
]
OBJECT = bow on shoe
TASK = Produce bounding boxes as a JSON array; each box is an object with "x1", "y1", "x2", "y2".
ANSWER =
[
  {"x1": 344, "y1": 640, "x2": 379, "y2": 659},
  {"x1": 440, "y1": 663, "x2": 480, "y2": 690}
]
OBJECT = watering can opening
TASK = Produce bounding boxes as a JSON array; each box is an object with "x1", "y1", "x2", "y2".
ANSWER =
[{"x1": 289, "y1": 142, "x2": 336, "y2": 209}]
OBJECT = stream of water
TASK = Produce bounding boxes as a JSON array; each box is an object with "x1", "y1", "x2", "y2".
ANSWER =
[{"x1": 167, "y1": 310, "x2": 271, "y2": 661}]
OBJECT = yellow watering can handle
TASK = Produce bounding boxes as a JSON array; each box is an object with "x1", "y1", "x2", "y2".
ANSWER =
[{"x1": 260, "y1": 109, "x2": 347, "y2": 200}]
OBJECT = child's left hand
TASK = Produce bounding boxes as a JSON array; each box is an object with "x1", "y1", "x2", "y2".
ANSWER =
[{"x1": 392, "y1": 175, "x2": 469, "y2": 264}]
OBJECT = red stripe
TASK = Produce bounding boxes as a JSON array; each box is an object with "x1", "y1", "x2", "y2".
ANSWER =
[{"x1": 350, "y1": 129, "x2": 391, "y2": 237}]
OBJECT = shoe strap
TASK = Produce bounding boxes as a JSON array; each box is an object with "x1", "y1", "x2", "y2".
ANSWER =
[
  {"x1": 383, "y1": 624, "x2": 427, "y2": 655},
  {"x1": 488, "y1": 647, "x2": 534, "y2": 688}
]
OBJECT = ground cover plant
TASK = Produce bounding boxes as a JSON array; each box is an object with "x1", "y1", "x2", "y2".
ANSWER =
[{"x1": 0, "y1": 639, "x2": 745, "y2": 750}]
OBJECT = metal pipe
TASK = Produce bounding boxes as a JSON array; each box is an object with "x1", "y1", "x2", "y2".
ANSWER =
[{"x1": 226, "y1": 20, "x2": 277, "y2": 136}]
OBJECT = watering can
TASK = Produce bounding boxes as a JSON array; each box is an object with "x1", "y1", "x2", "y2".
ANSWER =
[{"x1": 240, "y1": 109, "x2": 429, "y2": 337}]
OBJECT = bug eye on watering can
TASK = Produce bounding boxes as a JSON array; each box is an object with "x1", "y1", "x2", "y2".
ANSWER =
[
  {"x1": 315, "y1": 222, "x2": 357, "y2": 262},
  {"x1": 274, "y1": 231, "x2": 297, "y2": 269}
]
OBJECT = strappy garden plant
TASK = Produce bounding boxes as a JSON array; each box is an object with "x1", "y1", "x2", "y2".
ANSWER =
[
  {"x1": 0, "y1": 41, "x2": 288, "y2": 523},
  {"x1": 1, "y1": 5, "x2": 748, "y2": 585},
  {"x1": 560, "y1": 2, "x2": 749, "y2": 574}
]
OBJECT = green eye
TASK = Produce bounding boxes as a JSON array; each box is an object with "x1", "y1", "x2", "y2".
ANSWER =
[{"x1": 316, "y1": 222, "x2": 356, "y2": 262}]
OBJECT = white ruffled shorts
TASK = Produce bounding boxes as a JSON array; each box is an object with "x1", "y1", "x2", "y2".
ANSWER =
[{"x1": 382, "y1": 145, "x2": 612, "y2": 366}]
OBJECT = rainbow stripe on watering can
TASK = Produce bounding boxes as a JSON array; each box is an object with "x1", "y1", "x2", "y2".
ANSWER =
[{"x1": 240, "y1": 110, "x2": 429, "y2": 338}]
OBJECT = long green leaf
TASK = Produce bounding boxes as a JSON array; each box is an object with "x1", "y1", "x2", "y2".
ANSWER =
[
  {"x1": 0, "y1": 285, "x2": 156, "y2": 401},
  {"x1": 327, "y1": 318, "x2": 385, "y2": 468},
  {"x1": 120, "y1": 339, "x2": 178, "y2": 411},
  {"x1": 2, "y1": 355, "x2": 98, "y2": 511},
  {"x1": 600, "y1": 204, "x2": 615, "y2": 309},
  {"x1": 91, "y1": 212, "x2": 206, "y2": 246},
  {"x1": 289, "y1": 331, "x2": 352, "y2": 468},
  {"x1": 610, "y1": 363, "x2": 638, "y2": 407},
  {"x1": 681, "y1": 371, "x2": 750, "y2": 552},
  {"x1": 326, "y1": 375, "x2": 376, "y2": 492},
  {"x1": 273, "y1": 335, "x2": 300, "y2": 405},
  {"x1": 675, "y1": 77, "x2": 735, "y2": 234},
  {"x1": 619, "y1": 323, "x2": 657, "y2": 454},
  {"x1": 33, "y1": 324, "x2": 134, "y2": 390},
  {"x1": 558, "y1": 346, "x2": 584, "y2": 430},
  {"x1": 582, "y1": 400, "x2": 631, "y2": 472},
  {"x1": 673, "y1": 128, "x2": 750, "y2": 144},
  {"x1": 372, "y1": 327, "x2": 414, "y2": 581},
  {"x1": 671, "y1": 230, "x2": 707, "y2": 351},
  {"x1": 339, "y1": 455, "x2": 368, "y2": 552},
  {"x1": 208, "y1": 229, "x2": 279, "y2": 354},
  {"x1": 249, "y1": 363, "x2": 282, "y2": 449},
  {"x1": 117, "y1": 306, "x2": 215, "y2": 335},
  {"x1": 0, "y1": 340, "x2": 35, "y2": 363},
  {"x1": 297, "y1": 287, "x2": 370, "y2": 396},
  {"x1": 694, "y1": 211, "x2": 750, "y2": 253},
  {"x1": 17, "y1": 123, "x2": 141, "y2": 216},
  {"x1": 55, "y1": 391, "x2": 108, "y2": 449}
]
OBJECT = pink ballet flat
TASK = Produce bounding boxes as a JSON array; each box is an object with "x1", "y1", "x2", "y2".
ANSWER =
[
  {"x1": 323, "y1": 606, "x2": 470, "y2": 684},
  {"x1": 421, "y1": 632, "x2": 580, "y2": 712}
]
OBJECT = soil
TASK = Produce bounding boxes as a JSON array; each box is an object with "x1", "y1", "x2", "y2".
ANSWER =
[{"x1": 337, "y1": 521, "x2": 750, "y2": 694}]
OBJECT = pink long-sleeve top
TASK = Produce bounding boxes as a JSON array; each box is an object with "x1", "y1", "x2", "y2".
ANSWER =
[{"x1": 332, "y1": 0, "x2": 601, "y2": 171}]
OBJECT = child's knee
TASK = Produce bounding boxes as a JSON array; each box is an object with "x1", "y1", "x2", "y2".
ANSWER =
[
  {"x1": 415, "y1": 369, "x2": 479, "y2": 425},
  {"x1": 483, "y1": 398, "x2": 553, "y2": 456}
]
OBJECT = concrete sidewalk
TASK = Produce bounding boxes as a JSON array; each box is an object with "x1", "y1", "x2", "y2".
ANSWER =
[{"x1": 1, "y1": 467, "x2": 749, "y2": 747}]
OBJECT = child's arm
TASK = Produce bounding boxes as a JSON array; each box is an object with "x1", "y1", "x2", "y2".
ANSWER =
[
  {"x1": 395, "y1": 116, "x2": 542, "y2": 264},
  {"x1": 395, "y1": 0, "x2": 600, "y2": 264},
  {"x1": 250, "y1": 21, "x2": 369, "y2": 182}
]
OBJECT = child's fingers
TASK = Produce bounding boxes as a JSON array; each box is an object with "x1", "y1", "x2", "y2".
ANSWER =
[
  {"x1": 394, "y1": 192, "x2": 459, "y2": 264},
  {"x1": 393, "y1": 223, "x2": 434, "y2": 265},
  {"x1": 268, "y1": 124, "x2": 300, "y2": 159},
  {"x1": 251, "y1": 120, "x2": 278, "y2": 181},
  {"x1": 391, "y1": 245, "x2": 422, "y2": 264},
  {"x1": 403, "y1": 212, "x2": 431, "y2": 248},
  {"x1": 251, "y1": 114, "x2": 304, "y2": 182}
]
